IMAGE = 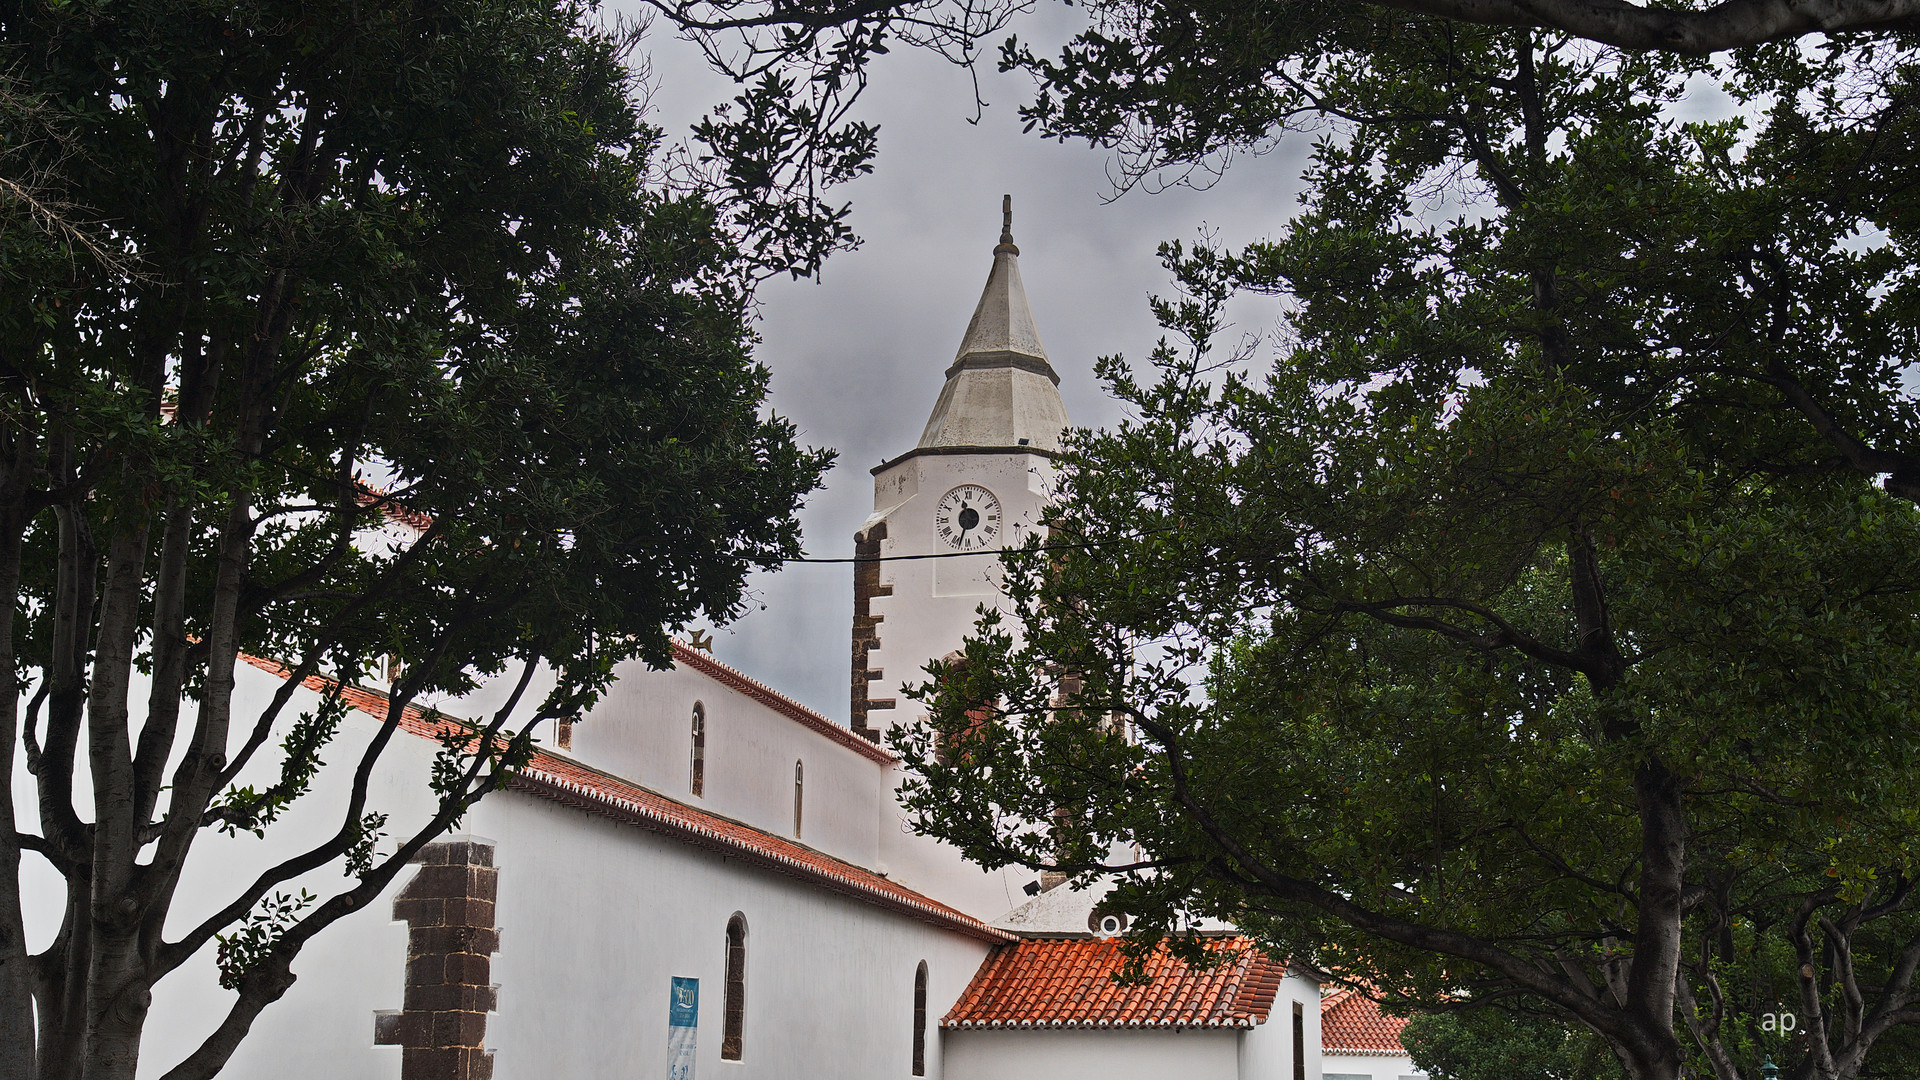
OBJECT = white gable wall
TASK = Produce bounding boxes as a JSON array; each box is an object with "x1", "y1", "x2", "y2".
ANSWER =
[
  {"x1": 401, "y1": 633, "x2": 1026, "y2": 920},
  {"x1": 1240, "y1": 971, "x2": 1327, "y2": 1080},
  {"x1": 522, "y1": 653, "x2": 1029, "y2": 920}
]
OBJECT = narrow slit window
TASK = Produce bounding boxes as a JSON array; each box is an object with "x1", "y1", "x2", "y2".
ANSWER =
[
  {"x1": 912, "y1": 960, "x2": 928, "y2": 1076},
  {"x1": 690, "y1": 703, "x2": 706, "y2": 797},
  {"x1": 793, "y1": 759, "x2": 804, "y2": 838},
  {"x1": 722, "y1": 914, "x2": 747, "y2": 1060}
]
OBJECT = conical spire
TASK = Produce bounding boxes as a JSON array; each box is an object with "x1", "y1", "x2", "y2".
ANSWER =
[
  {"x1": 950, "y1": 194, "x2": 1048, "y2": 364},
  {"x1": 916, "y1": 196, "x2": 1070, "y2": 452}
]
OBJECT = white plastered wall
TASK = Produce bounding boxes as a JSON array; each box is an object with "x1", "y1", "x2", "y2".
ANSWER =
[
  {"x1": 1238, "y1": 970, "x2": 1327, "y2": 1080},
  {"x1": 1321, "y1": 1054, "x2": 1424, "y2": 1080},
  {"x1": 526, "y1": 653, "x2": 1026, "y2": 923},
  {"x1": 557, "y1": 659, "x2": 887, "y2": 868},
  {"x1": 103, "y1": 662, "x2": 444, "y2": 1080},
  {"x1": 478, "y1": 793, "x2": 990, "y2": 1080},
  {"x1": 944, "y1": 1028, "x2": 1244, "y2": 1080}
]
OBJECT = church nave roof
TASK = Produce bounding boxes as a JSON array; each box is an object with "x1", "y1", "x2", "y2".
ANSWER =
[{"x1": 239, "y1": 653, "x2": 1012, "y2": 946}]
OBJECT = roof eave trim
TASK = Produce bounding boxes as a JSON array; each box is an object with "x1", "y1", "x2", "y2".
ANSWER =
[{"x1": 872, "y1": 444, "x2": 1059, "y2": 476}]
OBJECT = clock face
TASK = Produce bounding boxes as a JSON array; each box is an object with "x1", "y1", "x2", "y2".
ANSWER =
[{"x1": 934, "y1": 484, "x2": 1003, "y2": 551}]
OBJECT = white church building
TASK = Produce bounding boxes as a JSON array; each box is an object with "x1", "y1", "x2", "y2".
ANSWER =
[{"x1": 110, "y1": 207, "x2": 1426, "y2": 1080}]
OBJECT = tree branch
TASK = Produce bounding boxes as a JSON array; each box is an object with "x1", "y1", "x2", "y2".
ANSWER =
[
  {"x1": 1371, "y1": 0, "x2": 1920, "y2": 54},
  {"x1": 1117, "y1": 700, "x2": 1647, "y2": 1047}
]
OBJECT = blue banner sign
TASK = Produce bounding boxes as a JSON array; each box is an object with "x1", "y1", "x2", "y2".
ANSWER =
[{"x1": 669, "y1": 976, "x2": 698, "y2": 1080}]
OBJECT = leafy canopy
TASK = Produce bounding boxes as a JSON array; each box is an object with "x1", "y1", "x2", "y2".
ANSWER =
[
  {"x1": 901, "y1": 21, "x2": 1920, "y2": 1080},
  {"x1": 0, "y1": 0, "x2": 832, "y2": 1077}
]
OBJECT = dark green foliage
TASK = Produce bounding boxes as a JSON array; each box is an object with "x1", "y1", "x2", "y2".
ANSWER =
[
  {"x1": 212, "y1": 891, "x2": 314, "y2": 992},
  {"x1": 1404, "y1": 1009, "x2": 1625, "y2": 1080},
  {"x1": 895, "y1": 19, "x2": 1920, "y2": 1080},
  {"x1": 0, "y1": 0, "x2": 833, "y2": 1076}
]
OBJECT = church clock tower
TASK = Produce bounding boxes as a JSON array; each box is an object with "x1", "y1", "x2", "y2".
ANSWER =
[{"x1": 850, "y1": 197, "x2": 1070, "y2": 742}]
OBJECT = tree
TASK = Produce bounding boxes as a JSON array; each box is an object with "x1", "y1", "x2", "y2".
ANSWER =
[
  {"x1": 860, "y1": 10, "x2": 1920, "y2": 1076},
  {"x1": 890, "y1": 22, "x2": 1920, "y2": 1080},
  {"x1": 643, "y1": 0, "x2": 1920, "y2": 93},
  {"x1": 1000, "y1": 8, "x2": 1920, "y2": 509},
  {"x1": 901, "y1": 248, "x2": 1920, "y2": 1080},
  {"x1": 642, "y1": 0, "x2": 1920, "y2": 160},
  {"x1": 638, "y1": 2, "x2": 1920, "y2": 1078},
  {"x1": 0, "y1": 2, "x2": 833, "y2": 1078},
  {"x1": 1404, "y1": 1008, "x2": 1625, "y2": 1080}
]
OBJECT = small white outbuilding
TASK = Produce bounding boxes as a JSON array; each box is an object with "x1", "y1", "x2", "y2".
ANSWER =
[
  {"x1": 941, "y1": 934, "x2": 1321, "y2": 1080},
  {"x1": 1322, "y1": 985, "x2": 1431, "y2": 1080}
]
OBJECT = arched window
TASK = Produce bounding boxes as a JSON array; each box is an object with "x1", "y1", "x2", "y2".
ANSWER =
[
  {"x1": 689, "y1": 703, "x2": 706, "y2": 797},
  {"x1": 912, "y1": 960, "x2": 928, "y2": 1076},
  {"x1": 793, "y1": 759, "x2": 804, "y2": 838},
  {"x1": 722, "y1": 914, "x2": 747, "y2": 1060}
]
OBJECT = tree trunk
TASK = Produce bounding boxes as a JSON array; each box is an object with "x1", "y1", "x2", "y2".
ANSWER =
[
  {"x1": 78, "y1": 926, "x2": 147, "y2": 1080},
  {"x1": 1620, "y1": 759, "x2": 1690, "y2": 1080},
  {"x1": 80, "y1": 523, "x2": 153, "y2": 1080},
  {"x1": 0, "y1": 472, "x2": 37, "y2": 1079},
  {"x1": 35, "y1": 885, "x2": 89, "y2": 1080}
]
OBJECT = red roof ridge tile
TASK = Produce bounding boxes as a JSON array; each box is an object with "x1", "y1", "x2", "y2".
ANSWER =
[
  {"x1": 670, "y1": 641, "x2": 896, "y2": 765},
  {"x1": 237, "y1": 654, "x2": 1009, "y2": 945},
  {"x1": 354, "y1": 483, "x2": 434, "y2": 533}
]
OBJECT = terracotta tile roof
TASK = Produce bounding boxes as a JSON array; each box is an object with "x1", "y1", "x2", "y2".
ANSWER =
[
  {"x1": 353, "y1": 485, "x2": 434, "y2": 533},
  {"x1": 239, "y1": 655, "x2": 1010, "y2": 945},
  {"x1": 669, "y1": 641, "x2": 896, "y2": 765},
  {"x1": 943, "y1": 937, "x2": 1285, "y2": 1030},
  {"x1": 1320, "y1": 985, "x2": 1411, "y2": 1055}
]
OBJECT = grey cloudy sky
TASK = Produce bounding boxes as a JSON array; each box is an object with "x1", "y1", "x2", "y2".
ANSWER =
[
  {"x1": 622, "y1": 8, "x2": 1769, "y2": 723},
  {"x1": 620, "y1": 5, "x2": 1315, "y2": 720}
]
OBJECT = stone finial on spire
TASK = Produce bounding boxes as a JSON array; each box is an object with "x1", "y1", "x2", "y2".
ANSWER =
[{"x1": 995, "y1": 193, "x2": 1018, "y2": 255}]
